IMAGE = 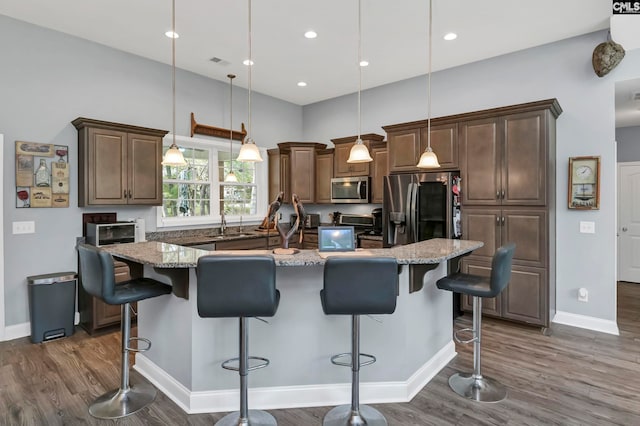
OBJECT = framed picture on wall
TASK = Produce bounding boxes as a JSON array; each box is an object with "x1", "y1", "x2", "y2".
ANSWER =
[{"x1": 568, "y1": 156, "x2": 600, "y2": 210}]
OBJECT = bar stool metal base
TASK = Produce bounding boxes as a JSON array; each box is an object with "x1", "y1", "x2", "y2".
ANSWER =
[
  {"x1": 323, "y1": 404, "x2": 388, "y2": 426},
  {"x1": 448, "y1": 372, "x2": 506, "y2": 403},
  {"x1": 216, "y1": 409, "x2": 277, "y2": 426},
  {"x1": 89, "y1": 380, "x2": 157, "y2": 419}
]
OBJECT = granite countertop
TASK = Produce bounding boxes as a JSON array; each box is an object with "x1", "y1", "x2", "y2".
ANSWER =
[{"x1": 102, "y1": 238, "x2": 483, "y2": 268}]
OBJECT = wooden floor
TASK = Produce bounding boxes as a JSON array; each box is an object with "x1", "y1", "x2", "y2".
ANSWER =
[{"x1": 3, "y1": 283, "x2": 640, "y2": 425}]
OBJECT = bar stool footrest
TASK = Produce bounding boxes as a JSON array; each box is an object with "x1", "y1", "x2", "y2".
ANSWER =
[
  {"x1": 453, "y1": 327, "x2": 477, "y2": 345},
  {"x1": 126, "y1": 337, "x2": 152, "y2": 353},
  {"x1": 222, "y1": 356, "x2": 270, "y2": 372},
  {"x1": 330, "y1": 352, "x2": 376, "y2": 368}
]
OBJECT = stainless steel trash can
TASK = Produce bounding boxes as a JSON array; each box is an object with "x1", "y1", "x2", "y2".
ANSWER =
[{"x1": 27, "y1": 271, "x2": 77, "y2": 343}]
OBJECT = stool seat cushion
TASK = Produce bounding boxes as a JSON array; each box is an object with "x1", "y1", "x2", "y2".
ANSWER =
[
  {"x1": 436, "y1": 243, "x2": 516, "y2": 299},
  {"x1": 436, "y1": 272, "x2": 493, "y2": 298},
  {"x1": 77, "y1": 243, "x2": 172, "y2": 306},
  {"x1": 321, "y1": 257, "x2": 398, "y2": 315},
  {"x1": 197, "y1": 255, "x2": 279, "y2": 318}
]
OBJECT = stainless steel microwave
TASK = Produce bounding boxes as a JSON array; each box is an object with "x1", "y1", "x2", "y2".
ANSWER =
[
  {"x1": 86, "y1": 222, "x2": 137, "y2": 246},
  {"x1": 331, "y1": 176, "x2": 370, "y2": 204}
]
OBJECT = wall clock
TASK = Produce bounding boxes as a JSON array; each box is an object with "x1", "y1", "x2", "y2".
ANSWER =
[{"x1": 568, "y1": 156, "x2": 600, "y2": 210}]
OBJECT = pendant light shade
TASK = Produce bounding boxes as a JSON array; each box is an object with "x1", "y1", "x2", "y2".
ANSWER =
[
  {"x1": 162, "y1": 0, "x2": 187, "y2": 167},
  {"x1": 417, "y1": 146, "x2": 441, "y2": 168},
  {"x1": 348, "y1": 138, "x2": 373, "y2": 163},
  {"x1": 417, "y1": 0, "x2": 440, "y2": 169},
  {"x1": 347, "y1": 0, "x2": 372, "y2": 164},
  {"x1": 238, "y1": 0, "x2": 264, "y2": 163},
  {"x1": 224, "y1": 74, "x2": 238, "y2": 182},
  {"x1": 237, "y1": 139, "x2": 263, "y2": 162}
]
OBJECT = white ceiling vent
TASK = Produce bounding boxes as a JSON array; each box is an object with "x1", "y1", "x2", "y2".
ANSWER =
[
  {"x1": 210, "y1": 57, "x2": 230, "y2": 66},
  {"x1": 633, "y1": 92, "x2": 640, "y2": 101}
]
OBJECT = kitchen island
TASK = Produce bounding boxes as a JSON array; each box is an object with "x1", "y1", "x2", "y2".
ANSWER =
[{"x1": 103, "y1": 238, "x2": 482, "y2": 414}]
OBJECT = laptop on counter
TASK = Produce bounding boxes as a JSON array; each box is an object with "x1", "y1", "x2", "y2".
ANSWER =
[{"x1": 317, "y1": 226, "x2": 372, "y2": 258}]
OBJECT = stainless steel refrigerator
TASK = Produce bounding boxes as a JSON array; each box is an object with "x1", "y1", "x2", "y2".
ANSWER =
[{"x1": 383, "y1": 172, "x2": 461, "y2": 248}]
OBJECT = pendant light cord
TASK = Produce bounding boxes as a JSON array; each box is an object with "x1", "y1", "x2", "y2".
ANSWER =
[
  {"x1": 357, "y1": 0, "x2": 362, "y2": 141},
  {"x1": 248, "y1": 0, "x2": 253, "y2": 142},
  {"x1": 229, "y1": 74, "x2": 235, "y2": 174},
  {"x1": 427, "y1": 0, "x2": 432, "y2": 150},
  {"x1": 172, "y1": 0, "x2": 176, "y2": 148}
]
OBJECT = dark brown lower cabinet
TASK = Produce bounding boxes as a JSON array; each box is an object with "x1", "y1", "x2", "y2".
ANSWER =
[
  {"x1": 461, "y1": 261, "x2": 547, "y2": 326},
  {"x1": 461, "y1": 206, "x2": 550, "y2": 327}
]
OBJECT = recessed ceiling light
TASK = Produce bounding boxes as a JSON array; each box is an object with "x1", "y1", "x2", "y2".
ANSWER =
[
  {"x1": 359, "y1": 60, "x2": 369, "y2": 67},
  {"x1": 304, "y1": 30, "x2": 317, "y2": 39},
  {"x1": 297, "y1": 81, "x2": 307, "y2": 87},
  {"x1": 243, "y1": 59, "x2": 254, "y2": 66},
  {"x1": 443, "y1": 32, "x2": 457, "y2": 41},
  {"x1": 165, "y1": 31, "x2": 179, "y2": 39}
]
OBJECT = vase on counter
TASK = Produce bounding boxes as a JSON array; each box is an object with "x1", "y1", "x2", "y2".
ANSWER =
[{"x1": 34, "y1": 159, "x2": 51, "y2": 187}]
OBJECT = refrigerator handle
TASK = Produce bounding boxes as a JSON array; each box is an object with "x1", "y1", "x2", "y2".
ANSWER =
[
  {"x1": 405, "y1": 184, "x2": 413, "y2": 241},
  {"x1": 411, "y1": 183, "x2": 419, "y2": 243}
]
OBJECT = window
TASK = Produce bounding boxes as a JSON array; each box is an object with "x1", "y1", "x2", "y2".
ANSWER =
[{"x1": 157, "y1": 135, "x2": 267, "y2": 228}]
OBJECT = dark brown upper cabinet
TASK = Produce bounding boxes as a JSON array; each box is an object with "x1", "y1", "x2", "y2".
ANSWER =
[
  {"x1": 331, "y1": 134, "x2": 384, "y2": 177},
  {"x1": 268, "y1": 142, "x2": 327, "y2": 204},
  {"x1": 73, "y1": 118, "x2": 167, "y2": 206},
  {"x1": 384, "y1": 121, "x2": 458, "y2": 173}
]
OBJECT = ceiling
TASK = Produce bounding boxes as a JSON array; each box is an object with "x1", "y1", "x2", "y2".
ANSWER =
[{"x1": 1, "y1": 0, "x2": 638, "y2": 126}]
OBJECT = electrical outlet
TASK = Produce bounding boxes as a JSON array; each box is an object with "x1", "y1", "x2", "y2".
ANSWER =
[
  {"x1": 578, "y1": 288, "x2": 588, "y2": 302},
  {"x1": 13, "y1": 221, "x2": 35, "y2": 234}
]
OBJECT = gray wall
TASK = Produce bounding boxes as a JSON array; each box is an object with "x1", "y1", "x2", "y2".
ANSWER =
[
  {"x1": 617, "y1": 126, "x2": 640, "y2": 162},
  {"x1": 0, "y1": 15, "x2": 302, "y2": 326},
  {"x1": 303, "y1": 31, "x2": 640, "y2": 323}
]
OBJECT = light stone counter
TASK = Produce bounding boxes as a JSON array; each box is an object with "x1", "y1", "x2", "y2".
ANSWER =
[
  {"x1": 103, "y1": 238, "x2": 481, "y2": 267},
  {"x1": 101, "y1": 238, "x2": 482, "y2": 414}
]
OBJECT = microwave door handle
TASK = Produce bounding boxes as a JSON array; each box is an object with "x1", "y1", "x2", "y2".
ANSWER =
[{"x1": 357, "y1": 180, "x2": 363, "y2": 198}]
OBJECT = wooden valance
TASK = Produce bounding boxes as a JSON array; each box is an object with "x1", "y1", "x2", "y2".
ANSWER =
[{"x1": 190, "y1": 112, "x2": 247, "y2": 142}]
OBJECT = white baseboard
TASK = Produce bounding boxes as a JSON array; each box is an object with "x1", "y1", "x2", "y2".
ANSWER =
[
  {"x1": 2, "y1": 312, "x2": 80, "y2": 342},
  {"x1": 552, "y1": 311, "x2": 619, "y2": 335},
  {"x1": 134, "y1": 341, "x2": 456, "y2": 414},
  {"x1": 4, "y1": 321, "x2": 31, "y2": 341}
]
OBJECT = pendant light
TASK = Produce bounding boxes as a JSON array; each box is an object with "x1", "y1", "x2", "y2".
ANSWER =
[
  {"x1": 236, "y1": 0, "x2": 263, "y2": 163},
  {"x1": 347, "y1": 0, "x2": 373, "y2": 164},
  {"x1": 224, "y1": 74, "x2": 238, "y2": 182},
  {"x1": 417, "y1": 0, "x2": 441, "y2": 169},
  {"x1": 162, "y1": 0, "x2": 187, "y2": 166}
]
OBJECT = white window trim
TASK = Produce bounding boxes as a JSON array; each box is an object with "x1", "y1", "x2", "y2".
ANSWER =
[{"x1": 156, "y1": 134, "x2": 268, "y2": 229}]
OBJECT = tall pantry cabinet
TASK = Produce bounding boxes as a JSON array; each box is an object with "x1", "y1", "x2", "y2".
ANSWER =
[{"x1": 459, "y1": 99, "x2": 562, "y2": 328}]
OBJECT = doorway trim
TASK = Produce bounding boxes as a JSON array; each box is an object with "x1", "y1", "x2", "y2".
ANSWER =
[{"x1": 0, "y1": 134, "x2": 5, "y2": 341}]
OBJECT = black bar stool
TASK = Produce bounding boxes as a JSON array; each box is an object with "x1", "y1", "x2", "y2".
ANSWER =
[
  {"x1": 197, "y1": 255, "x2": 280, "y2": 426},
  {"x1": 321, "y1": 257, "x2": 398, "y2": 426},
  {"x1": 436, "y1": 243, "x2": 515, "y2": 403},
  {"x1": 77, "y1": 243, "x2": 172, "y2": 419}
]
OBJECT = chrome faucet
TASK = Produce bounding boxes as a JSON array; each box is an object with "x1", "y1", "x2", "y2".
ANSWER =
[{"x1": 220, "y1": 212, "x2": 227, "y2": 235}]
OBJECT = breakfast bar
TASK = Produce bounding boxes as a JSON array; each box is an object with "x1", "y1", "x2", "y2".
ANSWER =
[{"x1": 103, "y1": 238, "x2": 482, "y2": 414}]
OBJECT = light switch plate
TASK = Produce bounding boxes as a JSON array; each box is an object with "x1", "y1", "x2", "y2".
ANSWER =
[
  {"x1": 13, "y1": 221, "x2": 35, "y2": 234},
  {"x1": 580, "y1": 221, "x2": 595, "y2": 234}
]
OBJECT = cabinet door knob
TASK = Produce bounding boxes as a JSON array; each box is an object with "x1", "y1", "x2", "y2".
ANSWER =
[
  {"x1": 501, "y1": 216, "x2": 506, "y2": 225},
  {"x1": 496, "y1": 217, "x2": 500, "y2": 225},
  {"x1": 496, "y1": 191, "x2": 500, "y2": 200},
  {"x1": 124, "y1": 190, "x2": 127, "y2": 198},
  {"x1": 622, "y1": 227, "x2": 628, "y2": 232},
  {"x1": 128, "y1": 189, "x2": 132, "y2": 198},
  {"x1": 501, "y1": 190, "x2": 505, "y2": 199}
]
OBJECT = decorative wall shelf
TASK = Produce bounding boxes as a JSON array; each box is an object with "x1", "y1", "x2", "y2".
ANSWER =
[{"x1": 190, "y1": 112, "x2": 246, "y2": 141}]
